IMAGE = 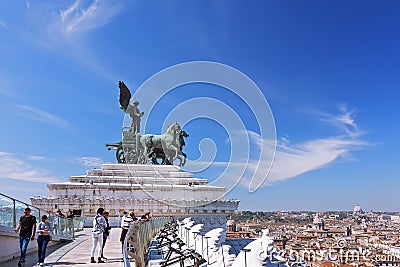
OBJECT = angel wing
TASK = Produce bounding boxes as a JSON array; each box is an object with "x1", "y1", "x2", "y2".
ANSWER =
[{"x1": 118, "y1": 81, "x2": 131, "y2": 112}]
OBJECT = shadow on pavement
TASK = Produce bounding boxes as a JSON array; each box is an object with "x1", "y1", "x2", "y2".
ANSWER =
[
  {"x1": 2, "y1": 241, "x2": 71, "y2": 267},
  {"x1": 46, "y1": 262, "x2": 87, "y2": 265}
]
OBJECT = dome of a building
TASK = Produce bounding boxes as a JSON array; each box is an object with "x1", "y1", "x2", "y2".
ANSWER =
[{"x1": 353, "y1": 204, "x2": 362, "y2": 213}]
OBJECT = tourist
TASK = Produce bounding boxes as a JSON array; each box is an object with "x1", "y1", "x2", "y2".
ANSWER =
[
  {"x1": 56, "y1": 209, "x2": 64, "y2": 217},
  {"x1": 90, "y1": 208, "x2": 106, "y2": 263},
  {"x1": 131, "y1": 211, "x2": 138, "y2": 223},
  {"x1": 120, "y1": 210, "x2": 128, "y2": 223},
  {"x1": 14, "y1": 207, "x2": 37, "y2": 266},
  {"x1": 66, "y1": 210, "x2": 74, "y2": 236},
  {"x1": 146, "y1": 211, "x2": 152, "y2": 220},
  {"x1": 120, "y1": 211, "x2": 136, "y2": 253},
  {"x1": 36, "y1": 215, "x2": 52, "y2": 266},
  {"x1": 101, "y1": 211, "x2": 111, "y2": 260},
  {"x1": 141, "y1": 211, "x2": 151, "y2": 221},
  {"x1": 55, "y1": 209, "x2": 65, "y2": 235}
]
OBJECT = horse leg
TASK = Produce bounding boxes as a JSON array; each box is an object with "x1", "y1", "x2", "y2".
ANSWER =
[
  {"x1": 166, "y1": 148, "x2": 176, "y2": 165},
  {"x1": 167, "y1": 145, "x2": 178, "y2": 161},
  {"x1": 182, "y1": 152, "x2": 187, "y2": 167},
  {"x1": 151, "y1": 150, "x2": 159, "y2": 165},
  {"x1": 178, "y1": 155, "x2": 183, "y2": 167},
  {"x1": 178, "y1": 155, "x2": 182, "y2": 167},
  {"x1": 147, "y1": 147, "x2": 157, "y2": 164},
  {"x1": 152, "y1": 156, "x2": 159, "y2": 165},
  {"x1": 163, "y1": 153, "x2": 171, "y2": 165},
  {"x1": 175, "y1": 151, "x2": 183, "y2": 167},
  {"x1": 140, "y1": 141, "x2": 149, "y2": 164}
]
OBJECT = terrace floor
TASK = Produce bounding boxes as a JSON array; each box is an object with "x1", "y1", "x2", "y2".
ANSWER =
[{"x1": 3, "y1": 228, "x2": 131, "y2": 267}]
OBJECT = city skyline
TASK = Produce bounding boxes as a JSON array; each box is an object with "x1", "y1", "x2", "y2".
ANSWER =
[{"x1": 0, "y1": 1, "x2": 399, "y2": 211}]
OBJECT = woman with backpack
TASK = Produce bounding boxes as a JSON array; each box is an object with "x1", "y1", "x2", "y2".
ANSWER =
[{"x1": 90, "y1": 208, "x2": 106, "y2": 263}]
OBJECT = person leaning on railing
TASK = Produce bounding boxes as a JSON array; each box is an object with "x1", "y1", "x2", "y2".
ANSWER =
[
  {"x1": 119, "y1": 210, "x2": 137, "y2": 253},
  {"x1": 140, "y1": 211, "x2": 152, "y2": 221}
]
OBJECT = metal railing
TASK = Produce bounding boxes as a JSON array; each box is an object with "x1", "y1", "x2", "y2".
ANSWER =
[
  {"x1": 0, "y1": 192, "x2": 84, "y2": 239},
  {"x1": 124, "y1": 217, "x2": 173, "y2": 267}
]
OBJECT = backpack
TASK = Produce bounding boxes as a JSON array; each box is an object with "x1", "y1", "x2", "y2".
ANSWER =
[{"x1": 92, "y1": 216, "x2": 103, "y2": 237}]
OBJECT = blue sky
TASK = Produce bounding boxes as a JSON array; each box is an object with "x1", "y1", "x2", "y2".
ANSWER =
[{"x1": 0, "y1": 1, "x2": 399, "y2": 211}]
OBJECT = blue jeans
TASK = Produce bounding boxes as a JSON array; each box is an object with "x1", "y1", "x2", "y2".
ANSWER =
[
  {"x1": 19, "y1": 236, "x2": 31, "y2": 261},
  {"x1": 37, "y1": 235, "x2": 50, "y2": 263}
]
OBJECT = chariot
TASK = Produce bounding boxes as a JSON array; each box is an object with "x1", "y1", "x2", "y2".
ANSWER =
[{"x1": 106, "y1": 123, "x2": 188, "y2": 166}]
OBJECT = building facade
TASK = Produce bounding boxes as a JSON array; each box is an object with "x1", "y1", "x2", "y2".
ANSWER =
[{"x1": 31, "y1": 163, "x2": 239, "y2": 229}]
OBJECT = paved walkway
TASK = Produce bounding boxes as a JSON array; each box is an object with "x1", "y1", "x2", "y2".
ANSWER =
[{"x1": 3, "y1": 228, "x2": 130, "y2": 267}]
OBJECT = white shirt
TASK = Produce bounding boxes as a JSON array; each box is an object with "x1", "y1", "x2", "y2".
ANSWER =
[{"x1": 121, "y1": 215, "x2": 133, "y2": 229}]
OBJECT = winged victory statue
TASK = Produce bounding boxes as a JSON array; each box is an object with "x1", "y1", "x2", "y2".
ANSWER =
[{"x1": 105, "y1": 81, "x2": 188, "y2": 166}]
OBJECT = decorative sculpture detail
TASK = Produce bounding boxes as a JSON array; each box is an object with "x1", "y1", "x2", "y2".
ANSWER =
[
  {"x1": 118, "y1": 81, "x2": 144, "y2": 134},
  {"x1": 106, "y1": 81, "x2": 188, "y2": 166}
]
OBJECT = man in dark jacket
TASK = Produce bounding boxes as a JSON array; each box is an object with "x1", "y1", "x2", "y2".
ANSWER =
[
  {"x1": 101, "y1": 211, "x2": 111, "y2": 259},
  {"x1": 14, "y1": 207, "x2": 37, "y2": 266}
]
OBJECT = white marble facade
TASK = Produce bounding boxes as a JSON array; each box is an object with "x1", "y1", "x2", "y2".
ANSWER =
[{"x1": 31, "y1": 164, "x2": 239, "y2": 228}]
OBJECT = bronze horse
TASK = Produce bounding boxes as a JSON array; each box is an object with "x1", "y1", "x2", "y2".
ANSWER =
[{"x1": 149, "y1": 130, "x2": 188, "y2": 166}]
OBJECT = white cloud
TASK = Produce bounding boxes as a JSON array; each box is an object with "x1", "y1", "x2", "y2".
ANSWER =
[
  {"x1": 187, "y1": 134, "x2": 364, "y2": 188},
  {"x1": 28, "y1": 155, "x2": 48, "y2": 161},
  {"x1": 0, "y1": 21, "x2": 6, "y2": 28},
  {"x1": 0, "y1": 151, "x2": 60, "y2": 183},
  {"x1": 244, "y1": 108, "x2": 367, "y2": 189},
  {"x1": 249, "y1": 133, "x2": 365, "y2": 187},
  {"x1": 76, "y1": 156, "x2": 104, "y2": 167},
  {"x1": 186, "y1": 108, "x2": 367, "y2": 191},
  {"x1": 16, "y1": 105, "x2": 70, "y2": 128},
  {"x1": 58, "y1": 0, "x2": 123, "y2": 35},
  {"x1": 321, "y1": 105, "x2": 362, "y2": 138}
]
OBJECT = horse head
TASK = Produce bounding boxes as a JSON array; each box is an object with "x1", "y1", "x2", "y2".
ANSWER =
[
  {"x1": 179, "y1": 130, "x2": 189, "y2": 148},
  {"x1": 165, "y1": 122, "x2": 181, "y2": 139},
  {"x1": 180, "y1": 130, "x2": 189, "y2": 138}
]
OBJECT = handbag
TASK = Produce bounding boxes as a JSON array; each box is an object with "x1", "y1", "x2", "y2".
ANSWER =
[{"x1": 92, "y1": 230, "x2": 102, "y2": 237}]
